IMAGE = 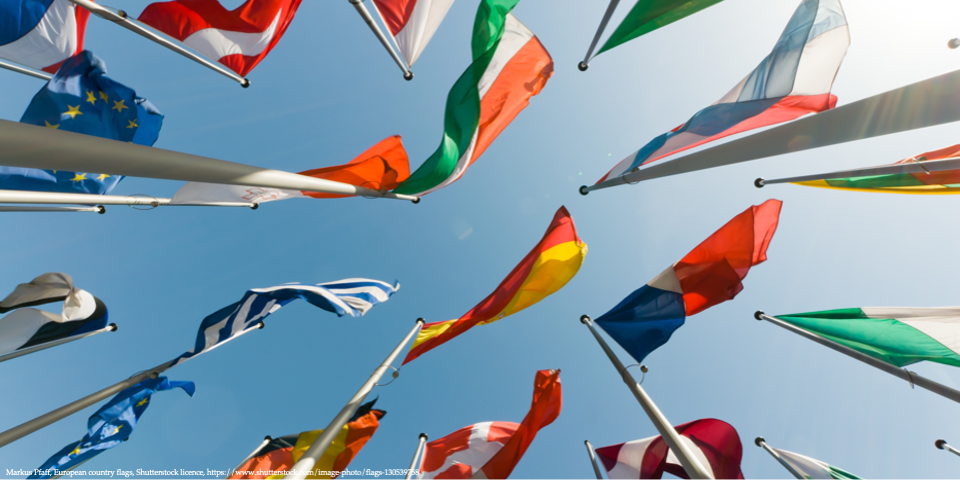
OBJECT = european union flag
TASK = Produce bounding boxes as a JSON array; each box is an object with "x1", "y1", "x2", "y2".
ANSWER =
[
  {"x1": 29, "y1": 377, "x2": 193, "y2": 479},
  {"x1": 0, "y1": 50, "x2": 163, "y2": 195}
]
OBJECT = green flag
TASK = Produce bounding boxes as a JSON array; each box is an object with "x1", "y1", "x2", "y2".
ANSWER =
[{"x1": 598, "y1": 0, "x2": 725, "y2": 55}]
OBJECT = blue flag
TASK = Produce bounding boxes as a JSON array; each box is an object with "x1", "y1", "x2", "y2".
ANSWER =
[
  {"x1": 1, "y1": 50, "x2": 163, "y2": 195},
  {"x1": 29, "y1": 377, "x2": 194, "y2": 479}
]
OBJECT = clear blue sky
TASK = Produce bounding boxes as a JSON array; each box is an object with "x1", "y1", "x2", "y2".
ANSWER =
[{"x1": 3, "y1": 0, "x2": 960, "y2": 478}]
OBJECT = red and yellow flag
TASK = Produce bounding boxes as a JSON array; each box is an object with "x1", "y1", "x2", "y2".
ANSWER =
[
  {"x1": 403, "y1": 207, "x2": 587, "y2": 364},
  {"x1": 298, "y1": 135, "x2": 410, "y2": 199}
]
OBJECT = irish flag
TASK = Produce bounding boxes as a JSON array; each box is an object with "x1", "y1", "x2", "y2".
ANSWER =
[
  {"x1": 391, "y1": 0, "x2": 553, "y2": 196},
  {"x1": 776, "y1": 308, "x2": 960, "y2": 368},
  {"x1": 773, "y1": 448, "x2": 861, "y2": 479}
]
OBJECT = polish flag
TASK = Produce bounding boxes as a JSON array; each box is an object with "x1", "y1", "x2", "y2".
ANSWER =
[
  {"x1": 372, "y1": 0, "x2": 454, "y2": 67},
  {"x1": 0, "y1": 0, "x2": 90, "y2": 73},
  {"x1": 138, "y1": 0, "x2": 302, "y2": 76}
]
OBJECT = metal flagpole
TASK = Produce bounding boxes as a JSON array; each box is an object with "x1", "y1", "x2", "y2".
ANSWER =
[
  {"x1": 754, "y1": 437, "x2": 804, "y2": 479},
  {"x1": 755, "y1": 155, "x2": 960, "y2": 188},
  {"x1": 756, "y1": 312, "x2": 960, "y2": 404},
  {"x1": 579, "y1": 0, "x2": 620, "y2": 71},
  {"x1": 0, "y1": 322, "x2": 264, "y2": 447},
  {"x1": 580, "y1": 315, "x2": 713, "y2": 479},
  {"x1": 367, "y1": 0, "x2": 410, "y2": 69},
  {"x1": 65, "y1": 0, "x2": 250, "y2": 87},
  {"x1": 0, "y1": 324, "x2": 117, "y2": 364},
  {"x1": 936, "y1": 439, "x2": 960, "y2": 458},
  {"x1": 0, "y1": 190, "x2": 256, "y2": 209},
  {"x1": 226, "y1": 436, "x2": 273, "y2": 479},
  {"x1": 0, "y1": 205, "x2": 105, "y2": 213},
  {"x1": 286, "y1": 318, "x2": 425, "y2": 480},
  {"x1": 349, "y1": 0, "x2": 413, "y2": 80},
  {"x1": 404, "y1": 433, "x2": 428, "y2": 480},
  {"x1": 0, "y1": 59, "x2": 52, "y2": 81},
  {"x1": 584, "y1": 440, "x2": 604, "y2": 479}
]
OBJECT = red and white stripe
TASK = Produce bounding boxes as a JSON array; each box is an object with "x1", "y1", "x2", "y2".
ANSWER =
[
  {"x1": 0, "y1": 0, "x2": 90, "y2": 73},
  {"x1": 372, "y1": 0, "x2": 454, "y2": 67}
]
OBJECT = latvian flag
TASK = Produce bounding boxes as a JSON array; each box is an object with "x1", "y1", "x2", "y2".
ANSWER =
[{"x1": 0, "y1": 0, "x2": 90, "y2": 73}]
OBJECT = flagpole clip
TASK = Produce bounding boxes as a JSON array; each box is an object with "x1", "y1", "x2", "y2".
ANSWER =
[
  {"x1": 376, "y1": 365, "x2": 399, "y2": 386},
  {"x1": 904, "y1": 368, "x2": 916, "y2": 389}
]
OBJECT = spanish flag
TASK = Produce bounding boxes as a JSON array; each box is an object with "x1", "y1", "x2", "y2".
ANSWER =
[
  {"x1": 404, "y1": 206, "x2": 587, "y2": 364},
  {"x1": 229, "y1": 400, "x2": 384, "y2": 479}
]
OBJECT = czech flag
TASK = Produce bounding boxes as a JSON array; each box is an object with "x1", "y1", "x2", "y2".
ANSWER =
[{"x1": 0, "y1": 0, "x2": 90, "y2": 73}]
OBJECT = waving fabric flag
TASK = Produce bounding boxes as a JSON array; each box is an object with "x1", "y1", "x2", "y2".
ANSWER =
[
  {"x1": 170, "y1": 136, "x2": 411, "y2": 205},
  {"x1": 29, "y1": 377, "x2": 195, "y2": 479},
  {"x1": 596, "y1": 200, "x2": 781, "y2": 363},
  {"x1": 138, "y1": 0, "x2": 302, "y2": 76},
  {"x1": 0, "y1": 51, "x2": 164, "y2": 195},
  {"x1": 0, "y1": 0, "x2": 90, "y2": 72},
  {"x1": 595, "y1": 419, "x2": 744, "y2": 479},
  {"x1": 419, "y1": 369, "x2": 561, "y2": 479},
  {"x1": 776, "y1": 308, "x2": 960, "y2": 368},
  {"x1": 403, "y1": 207, "x2": 586, "y2": 364},
  {"x1": 771, "y1": 449, "x2": 861, "y2": 479},
  {"x1": 597, "y1": 0, "x2": 849, "y2": 184},
  {"x1": 229, "y1": 399, "x2": 385, "y2": 480},
  {"x1": 0, "y1": 272, "x2": 107, "y2": 357},
  {"x1": 597, "y1": 0, "x2": 725, "y2": 57},
  {"x1": 372, "y1": 0, "x2": 454, "y2": 67},
  {"x1": 391, "y1": 0, "x2": 553, "y2": 196},
  {"x1": 170, "y1": 279, "x2": 399, "y2": 367}
]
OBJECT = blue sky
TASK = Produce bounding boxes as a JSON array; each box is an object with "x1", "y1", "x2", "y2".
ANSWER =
[{"x1": 3, "y1": 0, "x2": 960, "y2": 478}]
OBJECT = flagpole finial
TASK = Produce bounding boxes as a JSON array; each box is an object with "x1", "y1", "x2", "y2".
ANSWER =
[
  {"x1": 754, "y1": 436, "x2": 765, "y2": 447},
  {"x1": 578, "y1": 62, "x2": 589, "y2": 72},
  {"x1": 579, "y1": 186, "x2": 589, "y2": 196},
  {"x1": 265, "y1": 435, "x2": 273, "y2": 441},
  {"x1": 416, "y1": 317, "x2": 425, "y2": 325},
  {"x1": 258, "y1": 322, "x2": 265, "y2": 329},
  {"x1": 580, "y1": 315, "x2": 591, "y2": 324},
  {"x1": 949, "y1": 38, "x2": 960, "y2": 49},
  {"x1": 754, "y1": 178, "x2": 765, "y2": 188},
  {"x1": 241, "y1": 78, "x2": 250, "y2": 88},
  {"x1": 412, "y1": 197, "x2": 421, "y2": 204},
  {"x1": 754, "y1": 310, "x2": 764, "y2": 320},
  {"x1": 96, "y1": 205, "x2": 106, "y2": 214},
  {"x1": 419, "y1": 433, "x2": 428, "y2": 441},
  {"x1": 250, "y1": 203, "x2": 259, "y2": 210},
  {"x1": 937, "y1": 439, "x2": 948, "y2": 450},
  {"x1": 108, "y1": 323, "x2": 118, "y2": 332},
  {"x1": 404, "y1": 72, "x2": 414, "y2": 81}
]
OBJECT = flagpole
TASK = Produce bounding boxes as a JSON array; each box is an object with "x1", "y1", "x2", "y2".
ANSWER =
[
  {"x1": 65, "y1": 0, "x2": 250, "y2": 87},
  {"x1": 0, "y1": 59, "x2": 52, "y2": 81},
  {"x1": 580, "y1": 315, "x2": 714, "y2": 479},
  {"x1": 0, "y1": 324, "x2": 116, "y2": 364},
  {"x1": 754, "y1": 437, "x2": 804, "y2": 479},
  {"x1": 584, "y1": 440, "x2": 604, "y2": 479},
  {"x1": 349, "y1": 0, "x2": 413, "y2": 80},
  {"x1": 367, "y1": 0, "x2": 410, "y2": 70},
  {"x1": 936, "y1": 439, "x2": 960, "y2": 458},
  {"x1": 286, "y1": 318, "x2": 425, "y2": 480},
  {"x1": 755, "y1": 155, "x2": 960, "y2": 187},
  {"x1": 226, "y1": 435, "x2": 273, "y2": 479},
  {"x1": 579, "y1": 0, "x2": 620, "y2": 71},
  {"x1": 0, "y1": 190, "x2": 256, "y2": 208},
  {"x1": 0, "y1": 205, "x2": 105, "y2": 213},
  {"x1": 403, "y1": 433, "x2": 428, "y2": 480},
  {"x1": 756, "y1": 311, "x2": 960, "y2": 404},
  {"x1": 0, "y1": 322, "x2": 264, "y2": 447}
]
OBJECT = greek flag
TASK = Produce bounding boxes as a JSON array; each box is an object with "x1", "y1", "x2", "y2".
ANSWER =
[{"x1": 169, "y1": 279, "x2": 399, "y2": 367}]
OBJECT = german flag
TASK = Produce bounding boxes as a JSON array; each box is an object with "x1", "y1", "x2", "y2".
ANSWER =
[
  {"x1": 404, "y1": 206, "x2": 587, "y2": 364},
  {"x1": 229, "y1": 400, "x2": 385, "y2": 479}
]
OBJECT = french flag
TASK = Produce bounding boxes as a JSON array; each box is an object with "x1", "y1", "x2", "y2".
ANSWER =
[
  {"x1": 138, "y1": 0, "x2": 302, "y2": 77},
  {"x1": 0, "y1": 0, "x2": 90, "y2": 73},
  {"x1": 598, "y1": 0, "x2": 850, "y2": 184},
  {"x1": 372, "y1": 0, "x2": 454, "y2": 67}
]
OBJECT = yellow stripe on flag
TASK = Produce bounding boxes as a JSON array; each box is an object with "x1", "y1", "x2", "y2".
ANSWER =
[
  {"x1": 409, "y1": 319, "x2": 457, "y2": 351},
  {"x1": 289, "y1": 425, "x2": 351, "y2": 479},
  {"x1": 794, "y1": 180, "x2": 960, "y2": 195}
]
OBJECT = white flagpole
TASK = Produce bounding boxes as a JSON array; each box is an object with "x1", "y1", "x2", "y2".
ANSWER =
[
  {"x1": 0, "y1": 205, "x2": 104, "y2": 213},
  {"x1": 0, "y1": 190, "x2": 256, "y2": 208},
  {"x1": 227, "y1": 435, "x2": 273, "y2": 479},
  {"x1": 0, "y1": 322, "x2": 264, "y2": 447},
  {"x1": 579, "y1": 0, "x2": 620, "y2": 71},
  {"x1": 936, "y1": 439, "x2": 960, "y2": 458},
  {"x1": 584, "y1": 440, "x2": 604, "y2": 479},
  {"x1": 403, "y1": 433, "x2": 428, "y2": 480},
  {"x1": 65, "y1": 0, "x2": 249, "y2": 87},
  {"x1": 0, "y1": 59, "x2": 52, "y2": 81},
  {"x1": 754, "y1": 437, "x2": 804, "y2": 479},
  {"x1": 756, "y1": 155, "x2": 960, "y2": 187},
  {"x1": 286, "y1": 318, "x2": 425, "y2": 480},
  {"x1": 756, "y1": 311, "x2": 960, "y2": 404},
  {"x1": 0, "y1": 119, "x2": 421, "y2": 203},
  {"x1": 580, "y1": 315, "x2": 713, "y2": 479},
  {"x1": 579, "y1": 67, "x2": 960, "y2": 195},
  {"x1": 349, "y1": 0, "x2": 413, "y2": 80},
  {"x1": 0, "y1": 324, "x2": 116, "y2": 364}
]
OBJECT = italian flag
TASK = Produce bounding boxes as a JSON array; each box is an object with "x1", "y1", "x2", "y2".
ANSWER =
[
  {"x1": 777, "y1": 307, "x2": 960, "y2": 368},
  {"x1": 392, "y1": 0, "x2": 553, "y2": 196},
  {"x1": 774, "y1": 448, "x2": 861, "y2": 479}
]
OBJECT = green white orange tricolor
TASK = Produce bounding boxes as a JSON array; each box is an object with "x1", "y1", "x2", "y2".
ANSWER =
[
  {"x1": 391, "y1": 0, "x2": 553, "y2": 196},
  {"x1": 773, "y1": 448, "x2": 861, "y2": 479}
]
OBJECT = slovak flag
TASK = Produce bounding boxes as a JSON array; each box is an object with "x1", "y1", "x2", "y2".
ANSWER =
[
  {"x1": 0, "y1": 0, "x2": 90, "y2": 73},
  {"x1": 138, "y1": 0, "x2": 302, "y2": 76},
  {"x1": 373, "y1": 0, "x2": 454, "y2": 67}
]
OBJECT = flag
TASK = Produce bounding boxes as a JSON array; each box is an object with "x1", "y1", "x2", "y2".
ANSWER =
[
  {"x1": 391, "y1": 0, "x2": 553, "y2": 196},
  {"x1": 419, "y1": 369, "x2": 561, "y2": 479},
  {"x1": 170, "y1": 279, "x2": 399, "y2": 367},
  {"x1": 229, "y1": 399, "x2": 386, "y2": 480},
  {"x1": 597, "y1": 0, "x2": 725, "y2": 56},
  {"x1": 0, "y1": 51, "x2": 164, "y2": 195},
  {"x1": 138, "y1": 0, "x2": 302, "y2": 76},
  {"x1": 0, "y1": 272, "x2": 108, "y2": 357},
  {"x1": 594, "y1": 419, "x2": 744, "y2": 479},
  {"x1": 776, "y1": 307, "x2": 960, "y2": 368},
  {"x1": 596, "y1": 0, "x2": 849, "y2": 184},
  {"x1": 771, "y1": 448, "x2": 861, "y2": 479},
  {"x1": 793, "y1": 143, "x2": 960, "y2": 194},
  {"x1": 169, "y1": 136, "x2": 411, "y2": 205},
  {"x1": 403, "y1": 207, "x2": 586, "y2": 364},
  {"x1": 596, "y1": 200, "x2": 781, "y2": 363},
  {"x1": 29, "y1": 377, "x2": 195, "y2": 479},
  {"x1": 372, "y1": 0, "x2": 454, "y2": 67},
  {"x1": 0, "y1": 0, "x2": 90, "y2": 72}
]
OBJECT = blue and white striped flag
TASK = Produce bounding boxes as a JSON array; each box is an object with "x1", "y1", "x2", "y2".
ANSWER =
[{"x1": 168, "y1": 279, "x2": 399, "y2": 367}]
